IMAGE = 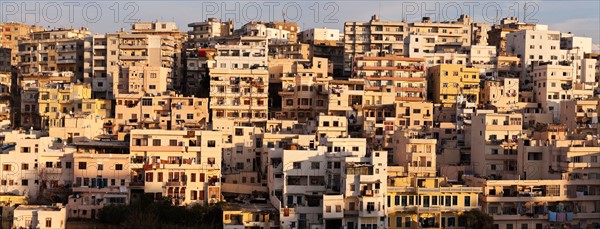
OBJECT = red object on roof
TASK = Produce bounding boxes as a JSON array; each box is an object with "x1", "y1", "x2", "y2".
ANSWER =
[{"x1": 198, "y1": 49, "x2": 207, "y2": 57}]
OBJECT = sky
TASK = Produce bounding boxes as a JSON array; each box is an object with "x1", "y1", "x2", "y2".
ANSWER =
[{"x1": 1, "y1": 0, "x2": 599, "y2": 50}]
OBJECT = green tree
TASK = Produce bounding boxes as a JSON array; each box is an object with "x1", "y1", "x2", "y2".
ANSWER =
[{"x1": 460, "y1": 209, "x2": 495, "y2": 229}]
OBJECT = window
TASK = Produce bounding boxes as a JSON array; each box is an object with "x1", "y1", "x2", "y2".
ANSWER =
[
  {"x1": 311, "y1": 162, "x2": 320, "y2": 169},
  {"x1": 45, "y1": 218, "x2": 52, "y2": 227},
  {"x1": 116, "y1": 164, "x2": 123, "y2": 170},
  {"x1": 405, "y1": 217, "x2": 411, "y2": 227},
  {"x1": 207, "y1": 140, "x2": 216, "y2": 147},
  {"x1": 98, "y1": 164, "x2": 103, "y2": 170},
  {"x1": 22, "y1": 179, "x2": 29, "y2": 186},
  {"x1": 66, "y1": 162, "x2": 72, "y2": 169},
  {"x1": 21, "y1": 163, "x2": 29, "y2": 170},
  {"x1": 153, "y1": 139, "x2": 161, "y2": 146},
  {"x1": 169, "y1": 140, "x2": 178, "y2": 146},
  {"x1": 464, "y1": 196, "x2": 471, "y2": 206},
  {"x1": 396, "y1": 217, "x2": 402, "y2": 226},
  {"x1": 293, "y1": 162, "x2": 301, "y2": 169},
  {"x1": 79, "y1": 162, "x2": 87, "y2": 170}
]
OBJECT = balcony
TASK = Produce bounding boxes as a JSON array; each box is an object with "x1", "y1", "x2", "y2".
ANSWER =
[
  {"x1": 57, "y1": 59, "x2": 76, "y2": 64},
  {"x1": 165, "y1": 181, "x2": 184, "y2": 187}
]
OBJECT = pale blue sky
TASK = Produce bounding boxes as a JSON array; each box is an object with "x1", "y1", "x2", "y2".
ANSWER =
[{"x1": 2, "y1": 1, "x2": 598, "y2": 48}]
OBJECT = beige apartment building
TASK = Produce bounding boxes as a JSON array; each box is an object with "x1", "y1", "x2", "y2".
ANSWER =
[
  {"x1": 560, "y1": 99, "x2": 599, "y2": 135},
  {"x1": 275, "y1": 57, "x2": 331, "y2": 121},
  {"x1": 354, "y1": 54, "x2": 427, "y2": 102},
  {"x1": 114, "y1": 92, "x2": 209, "y2": 137},
  {"x1": 17, "y1": 28, "x2": 90, "y2": 81},
  {"x1": 69, "y1": 141, "x2": 130, "y2": 219},
  {"x1": 470, "y1": 113, "x2": 523, "y2": 180},
  {"x1": 129, "y1": 129, "x2": 222, "y2": 206},
  {"x1": 344, "y1": 15, "x2": 406, "y2": 75},
  {"x1": 0, "y1": 22, "x2": 45, "y2": 65},
  {"x1": 85, "y1": 32, "x2": 175, "y2": 99},
  {"x1": 480, "y1": 78, "x2": 520, "y2": 112},
  {"x1": 210, "y1": 36, "x2": 269, "y2": 126},
  {"x1": 131, "y1": 21, "x2": 186, "y2": 91}
]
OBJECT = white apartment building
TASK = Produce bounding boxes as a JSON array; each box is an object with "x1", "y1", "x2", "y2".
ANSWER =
[
  {"x1": 240, "y1": 22, "x2": 291, "y2": 45},
  {"x1": 129, "y1": 129, "x2": 222, "y2": 206},
  {"x1": 13, "y1": 204, "x2": 67, "y2": 229},
  {"x1": 531, "y1": 63, "x2": 596, "y2": 120},
  {"x1": 269, "y1": 135, "x2": 387, "y2": 229},
  {"x1": 0, "y1": 131, "x2": 75, "y2": 201},
  {"x1": 299, "y1": 28, "x2": 340, "y2": 44}
]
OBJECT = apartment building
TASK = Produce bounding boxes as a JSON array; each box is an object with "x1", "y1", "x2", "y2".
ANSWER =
[
  {"x1": 13, "y1": 204, "x2": 67, "y2": 229},
  {"x1": 267, "y1": 21, "x2": 300, "y2": 44},
  {"x1": 184, "y1": 48, "x2": 215, "y2": 97},
  {"x1": 506, "y1": 29, "x2": 592, "y2": 89},
  {"x1": 239, "y1": 22, "x2": 291, "y2": 45},
  {"x1": 36, "y1": 82, "x2": 111, "y2": 131},
  {"x1": 276, "y1": 57, "x2": 331, "y2": 121},
  {"x1": 18, "y1": 28, "x2": 90, "y2": 81},
  {"x1": 187, "y1": 18, "x2": 234, "y2": 47},
  {"x1": 560, "y1": 99, "x2": 598, "y2": 135},
  {"x1": 223, "y1": 203, "x2": 279, "y2": 229},
  {"x1": 0, "y1": 71, "x2": 10, "y2": 122},
  {"x1": 344, "y1": 15, "x2": 488, "y2": 76},
  {"x1": 0, "y1": 47, "x2": 11, "y2": 72},
  {"x1": 130, "y1": 21, "x2": 186, "y2": 91},
  {"x1": 354, "y1": 54, "x2": 427, "y2": 102},
  {"x1": 18, "y1": 72, "x2": 72, "y2": 129},
  {"x1": 272, "y1": 137, "x2": 388, "y2": 229},
  {"x1": 480, "y1": 78, "x2": 520, "y2": 112},
  {"x1": 386, "y1": 174, "x2": 482, "y2": 229},
  {"x1": 129, "y1": 129, "x2": 222, "y2": 206},
  {"x1": 114, "y1": 92, "x2": 209, "y2": 136},
  {"x1": 210, "y1": 36, "x2": 269, "y2": 126},
  {"x1": 466, "y1": 124, "x2": 600, "y2": 229},
  {"x1": 531, "y1": 63, "x2": 596, "y2": 120},
  {"x1": 218, "y1": 124, "x2": 267, "y2": 194},
  {"x1": 470, "y1": 113, "x2": 523, "y2": 179},
  {"x1": 0, "y1": 22, "x2": 45, "y2": 65},
  {"x1": 47, "y1": 113, "x2": 108, "y2": 143},
  {"x1": 299, "y1": 28, "x2": 340, "y2": 45},
  {"x1": 68, "y1": 140, "x2": 129, "y2": 219},
  {"x1": 85, "y1": 32, "x2": 174, "y2": 98},
  {"x1": 0, "y1": 131, "x2": 75, "y2": 201},
  {"x1": 427, "y1": 64, "x2": 480, "y2": 107},
  {"x1": 408, "y1": 15, "x2": 488, "y2": 50},
  {"x1": 343, "y1": 15, "x2": 406, "y2": 76},
  {"x1": 268, "y1": 43, "x2": 311, "y2": 60},
  {"x1": 487, "y1": 17, "x2": 537, "y2": 55}
]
